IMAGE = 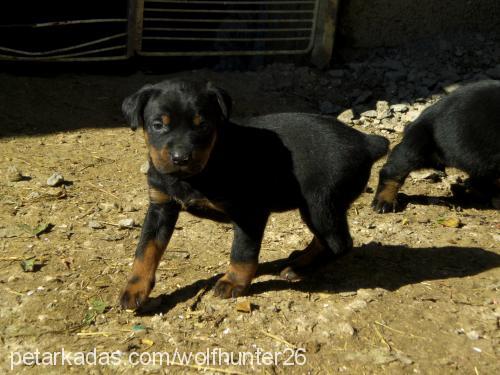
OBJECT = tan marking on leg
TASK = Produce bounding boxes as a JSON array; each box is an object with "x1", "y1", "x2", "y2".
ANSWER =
[
  {"x1": 149, "y1": 187, "x2": 172, "y2": 204},
  {"x1": 377, "y1": 179, "x2": 401, "y2": 204},
  {"x1": 120, "y1": 240, "x2": 165, "y2": 309},
  {"x1": 214, "y1": 261, "x2": 258, "y2": 298},
  {"x1": 290, "y1": 237, "x2": 326, "y2": 268},
  {"x1": 188, "y1": 198, "x2": 225, "y2": 213},
  {"x1": 222, "y1": 261, "x2": 258, "y2": 286}
]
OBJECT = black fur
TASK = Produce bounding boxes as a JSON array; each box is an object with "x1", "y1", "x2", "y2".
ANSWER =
[
  {"x1": 372, "y1": 80, "x2": 500, "y2": 213},
  {"x1": 119, "y1": 79, "x2": 389, "y2": 309}
]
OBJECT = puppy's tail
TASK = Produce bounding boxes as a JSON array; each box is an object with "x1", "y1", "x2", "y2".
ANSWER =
[{"x1": 365, "y1": 134, "x2": 389, "y2": 161}]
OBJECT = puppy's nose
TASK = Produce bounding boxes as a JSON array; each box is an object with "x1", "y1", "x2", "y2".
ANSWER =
[{"x1": 171, "y1": 151, "x2": 192, "y2": 166}]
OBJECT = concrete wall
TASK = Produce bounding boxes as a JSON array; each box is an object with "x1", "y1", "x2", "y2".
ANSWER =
[{"x1": 337, "y1": 0, "x2": 500, "y2": 47}]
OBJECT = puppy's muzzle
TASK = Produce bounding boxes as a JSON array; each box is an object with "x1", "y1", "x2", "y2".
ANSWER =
[{"x1": 171, "y1": 150, "x2": 192, "y2": 166}]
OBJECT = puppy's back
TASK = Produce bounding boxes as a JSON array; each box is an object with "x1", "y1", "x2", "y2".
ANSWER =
[{"x1": 413, "y1": 80, "x2": 500, "y2": 174}]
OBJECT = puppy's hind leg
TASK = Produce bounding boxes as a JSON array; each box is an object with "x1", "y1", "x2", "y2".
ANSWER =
[{"x1": 280, "y1": 196, "x2": 352, "y2": 281}]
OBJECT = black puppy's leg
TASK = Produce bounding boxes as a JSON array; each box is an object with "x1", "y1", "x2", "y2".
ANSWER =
[
  {"x1": 120, "y1": 192, "x2": 180, "y2": 309},
  {"x1": 372, "y1": 125, "x2": 434, "y2": 213},
  {"x1": 214, "y1": 212, "x2": 268, "y2": 298},
  {"x1": 281, "y1": 199, "x2": 352, "y2": 281}
]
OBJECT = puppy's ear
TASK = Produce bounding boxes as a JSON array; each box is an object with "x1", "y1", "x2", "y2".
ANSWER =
[
  {"x1": 122, "y1": 84, "x2": 157, "y2": 130},
  {"x1": 206, "y1": 82, "x2": 232, "y2": 121}
]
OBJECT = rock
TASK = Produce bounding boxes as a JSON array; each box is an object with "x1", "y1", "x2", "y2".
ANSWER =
[
  {"x1": 375, "y1": 100, "x2": 389, "y2": 111},
  {"x1": 376, "y1": 100, "x2": 391, "y2": 119},
  {"x1": 403, "y1": 110, "x2": 420, "y2": 122},
  {"x1": 319, "y1": 101, "x2": 341, "y2": 114},
  {"x1": 339, "y1": 291, "x2": 357, "y2": 297},
  {"x1": 122, "y1": 205, "x2": 139, "y2": 213},
  {"x1": 466, "y1": 330, "x2": 481, "y2": 340},
  {"x1": 99, "y1": 202, "x2": 119, "y2": 212},
  {"x1": 346, "y1": 299, "x2": 368, "y2": 311},
  {"x1": 7, "y1": 275, "x2": 19, "y2": 283},
  {"x1": 140, "y1": 161, "x2": 150, "y2": 174},
  {"x1": 6, "y1": 166, "x2": 23, "y2": 182},
  {"x1": 361, "y1": 110, "x2": 377, "y2": 119},
  {"x1": 27, "y1": 191, "x2": 41, "y2": 200},
  {"x1": 336, "y1": 322, "x2": 355, "y2": 336},
  {"x1": 486, "y1": 65, "x2": 500, "y2": 79},
  {"x1": 356, "y1": 288, "x2": 376, "y2": 302},
  {"x1": 390, "y1": 104, "x2": 409, "y2": 113},
  {"x1": 394, "y1": 124, "x2": 405, "y2": 133},
  {"x1": 118, "y1": 218, "x2": 135, "y2": 229},
  {"x1": 337, "y1": 109, "x2": 355, "y2": 124},
  {"x1": 44, "y1": 276, "x2": 62, "y2": 283},
  {"x1": 410, "y1": 170, "x2": 445, "y2": 182},
  {"x1": 47, "y1": 172, "x2": 64, "y2": 187},
  {"x1": 88, "y1": 220, "x2": 105, "y2": 230}
]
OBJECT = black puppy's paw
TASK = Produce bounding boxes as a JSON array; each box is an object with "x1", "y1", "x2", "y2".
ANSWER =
[
  {"x1": 371, "y1": 196, "x2": 398, "y2": 213},
  {"x1": 119, "y1": 276, "x2": 154, "y2": 310},
  {"x1": 213, "y1": 278, "x2": 249, "y2": 299},
  {"x1": 279, "y1": 266, "x2": 305, "y2": 281}
]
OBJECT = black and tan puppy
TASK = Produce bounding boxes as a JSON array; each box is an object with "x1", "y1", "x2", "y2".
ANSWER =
[
  {"x1": 373, "y1": 80, "x2": 500, "y2": 213},
  {"x1": 119, "y1": 79, "x2": 389, "y2": 310}
]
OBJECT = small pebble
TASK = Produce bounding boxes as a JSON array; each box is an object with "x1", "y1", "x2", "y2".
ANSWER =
[
  {"x1": 337, "y1": 109, "x2": 355, "y2": 124},
  {"x1": 390, "y1": 104, "x2": 409, "y2": 113},
  {"x1": 47, "y1": 172, "x2": 64, "y2": 187},
  {"x1": 140, "y1": 161, "x2": 150, "y2": 174},
  {"x1": 361, "y1": 110, "x2": 377, "y2": 119},
  {"x1": 88, "y1": 220, "x2": 105, "y2": 230},
  {"x1": 466, "y1": 330, "x2": 480, "y2": 340},
  {"x1": 119, "y1": 218, "x2": 135, "y2": 229},
  {"x1": 346, "y1": 299, "x2": 368, "y2": 311}
]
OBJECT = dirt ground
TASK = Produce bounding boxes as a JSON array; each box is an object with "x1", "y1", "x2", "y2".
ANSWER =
[{"x1": 0, "y1": 40, "x2": 499, "y2": 374}]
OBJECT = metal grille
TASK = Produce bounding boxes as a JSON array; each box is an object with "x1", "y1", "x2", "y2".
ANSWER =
[
  {"x1": 0, "y1": 0, "x2": 327, "y2": 62},
  {"x1": 0, "y1": 1, "x2": 128, "y2": 62},
  {"x1": 139, "y1": 0, "x2": 320, "y2": 56}
]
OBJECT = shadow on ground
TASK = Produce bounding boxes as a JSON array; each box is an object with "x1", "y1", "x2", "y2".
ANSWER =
[{"x1": 138, "y1": 243, "x2": 500, "y2": 315}]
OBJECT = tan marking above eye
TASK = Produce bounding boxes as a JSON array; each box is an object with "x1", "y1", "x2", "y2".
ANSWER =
[
  {"x1": 161, "y1": 114, "x2": 170, "y2": 126},
  {"x1": 193, "y1": 114, "x2": 202, "y2": 126}
]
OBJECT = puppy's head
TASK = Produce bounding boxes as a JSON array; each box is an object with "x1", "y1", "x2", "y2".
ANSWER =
[{"x1": 122, "y1": 79, "x2": 231, "y2": 177}]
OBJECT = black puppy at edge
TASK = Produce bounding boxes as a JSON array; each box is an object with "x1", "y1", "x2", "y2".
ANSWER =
[
  {"x1": 119, "y1": 79, "x2": 389, "y2": 310},
  {"x1": 373, "y1": 80, "x2": 500, "y2": 213}
]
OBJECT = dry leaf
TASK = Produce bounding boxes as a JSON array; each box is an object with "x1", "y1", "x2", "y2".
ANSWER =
[
  {"x1": 436, "y1": 217, "x2": 461, "y2": 228},
  {"x1": 236, "y1": 300, "x2": 252, "y2": 313},
  {"x1": 141, "y1": 338, "x2": 154, "y2": 348}
]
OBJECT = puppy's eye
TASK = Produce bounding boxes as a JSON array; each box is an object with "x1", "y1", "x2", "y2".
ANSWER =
[{"x1": 151, "y1": 121, "x2": 164, "y2": 131}]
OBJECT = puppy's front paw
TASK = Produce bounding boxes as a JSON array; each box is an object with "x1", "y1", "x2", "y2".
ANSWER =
[
  {"x1": 213, "y1": 276, "x2": 249, "y2": 298},
  {"x1": 279, "y1": 266, "x2": 304, "y2": 281},
  {"x1": 119, "y1": 276, "x2": 154, "y2": 310},
  {"x1": 213, "y1": 261, "x2": 257, "y2": 298},
  {"x1": 371, "y1": 196, "x2": 398, "y2": 213}
]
